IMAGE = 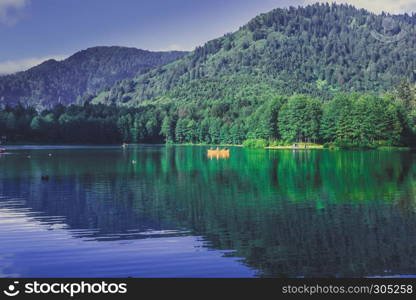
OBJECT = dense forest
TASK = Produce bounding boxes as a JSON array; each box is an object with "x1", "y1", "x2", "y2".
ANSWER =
[
  {"x1": 0, "y1": 80, "x2": 414, "y2": 147},
  {"x1": 0, "y1": 47, "x2": 187, "y2": 110},
  {"x1": 92, "y1": 3, "x2": 416, "y2": 107},
  {"x1": 0, "y1": 3, "x2": 416, "y2": 147}
]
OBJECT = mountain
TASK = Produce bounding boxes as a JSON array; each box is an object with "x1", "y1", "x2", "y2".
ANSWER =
[
  {"x1": 94, "y1": 3, "x2": 415, "y2": 107},
  {"x1": 1, "y1": 3, "x2": 416, "y2": 147},
  {"x1": 0, "y1": 46, "x2": 187, "y2": 109}
]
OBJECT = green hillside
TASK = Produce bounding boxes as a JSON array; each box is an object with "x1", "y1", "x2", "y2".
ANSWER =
[{"x1": 94, "y1": 3, "x2": 415, "y2": 107}]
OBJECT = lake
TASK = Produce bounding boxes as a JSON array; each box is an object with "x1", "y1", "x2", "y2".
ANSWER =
[{"x1": 1, "y1": 145, "x2": 416, "y2": 278}]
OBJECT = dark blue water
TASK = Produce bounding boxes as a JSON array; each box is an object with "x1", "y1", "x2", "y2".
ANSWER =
[{"x1": 1, "y1": 145, "x2": 416, "y2": 278}]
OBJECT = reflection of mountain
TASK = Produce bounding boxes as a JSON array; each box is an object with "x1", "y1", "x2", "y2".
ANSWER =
[{"x1": 1, "y1": 147, "x2": 416, "y2": 277}]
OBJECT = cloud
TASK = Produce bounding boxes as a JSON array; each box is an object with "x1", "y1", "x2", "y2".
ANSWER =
[
  {"x1": 0, "y1": 55, "x2": 68, "y2": 75},
  {"x1": 0, "y1": 0, "x2": 30, "y2": 25},
  {"x1": 304, "y1": 0, "x2": 416, "y2": 14}
]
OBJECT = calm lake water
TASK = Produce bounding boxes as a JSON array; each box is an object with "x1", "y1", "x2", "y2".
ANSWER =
[{"x1": 1, "y1": 145, "x2": 416, "y2": 278}]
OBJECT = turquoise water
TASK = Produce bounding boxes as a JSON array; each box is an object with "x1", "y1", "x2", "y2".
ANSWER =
[{"x1": 1, "y1": 145, "x2": 416, "y2": 278}]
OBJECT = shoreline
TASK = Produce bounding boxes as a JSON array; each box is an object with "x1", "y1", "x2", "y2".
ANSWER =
[
  {"x1": 1, "y1": 142, "x2": 412, "y2": 151},
  {"x1": 266, "y1": 145, "x2": 411, "y2": 151},
  {"x1": 266, "y1": 145, "x2": 324, "y2": 150},
  {"x1": 169, "y1": 143, "x2": 243, "y2": 147}
]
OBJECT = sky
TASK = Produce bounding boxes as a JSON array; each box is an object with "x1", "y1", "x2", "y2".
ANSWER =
[{"x1": 0, "y1": 0, "x2": 415, "y2": 75}]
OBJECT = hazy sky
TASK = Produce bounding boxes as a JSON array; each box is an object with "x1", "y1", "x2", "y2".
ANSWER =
[{"x1": 0, "y1": 0, "x2": 415, "y2": 74}]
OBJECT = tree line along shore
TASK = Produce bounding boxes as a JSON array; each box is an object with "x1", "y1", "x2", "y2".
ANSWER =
[{"x1": 0, "y1": 81, "x2": 415, "y2": 149}]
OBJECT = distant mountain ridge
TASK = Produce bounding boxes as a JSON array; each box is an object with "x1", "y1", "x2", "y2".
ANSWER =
[{"x1": 0, "y1": 46, "x2": 188, "y2": 109}]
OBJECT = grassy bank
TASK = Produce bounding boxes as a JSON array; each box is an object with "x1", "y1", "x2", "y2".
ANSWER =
[
  {"x1": 170, "y1": 143, "x2": 242, "y2": 147},
  {"x1": 243, "y1": 139, "x2": 323, "y2": 149},
  {"x1": 241, "y1": 139, "x2": 410, "y2": 150},
  {"x1": 322, "y1": 141, "x2": 410, "y2": 150},
  {"x1": 267, "y1": 143, "x2": 324, "y2": 150}
]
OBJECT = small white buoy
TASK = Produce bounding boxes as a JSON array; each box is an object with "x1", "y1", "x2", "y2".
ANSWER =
[
  {"x1": 48, "y1": 153, "x2": 52, "y2": 157},
  {"x1": 27, "y1": 155, "x2": 31, "y2": 159}
]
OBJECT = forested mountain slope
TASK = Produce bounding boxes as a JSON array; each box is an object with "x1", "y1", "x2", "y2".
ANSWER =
[
  {"x1": 0, "y1": 47, "x2": 187, "y2": 109},
  {"x1": 94, "y1": 3, "x2": 415, "y2": 106}
]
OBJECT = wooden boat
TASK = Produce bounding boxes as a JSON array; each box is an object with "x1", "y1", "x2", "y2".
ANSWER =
[{"x1": 207, "y1": 148, "x2": 230, "y2": 159}]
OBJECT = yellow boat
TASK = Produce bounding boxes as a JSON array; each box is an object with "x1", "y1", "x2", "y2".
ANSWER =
[{"x1": 207, "y1": 148, "x2": 230, "y2": 159}]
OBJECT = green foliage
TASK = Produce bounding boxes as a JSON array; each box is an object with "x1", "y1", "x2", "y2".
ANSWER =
[
  {"x1": 331, "y1": 141, "x2": 376, "y2": 150},
  {"x1": 278, "y1": 95, "x2": 322, "y2": 142},
  {"x1": 93, "y1": 4, "x2": 415, "y2": 107},
  {"x1": 268, "y1": 140, "x2": 292, "y2": 147},
  {"x1": 0, "y1": 87, "x2": 413, "y2": 148},
  {"x1": 243, "y1": 139, "x2": 269, "y2": 148},
  {"x1": 320, "y1": 93, "x2": 403, "y2": 146}
]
